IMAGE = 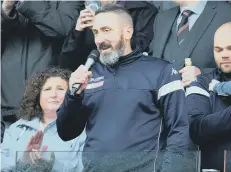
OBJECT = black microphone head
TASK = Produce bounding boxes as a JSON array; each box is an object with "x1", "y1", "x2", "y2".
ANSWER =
[{"x1": 89, "y1": 49, "x2": 100, "y2": 62}]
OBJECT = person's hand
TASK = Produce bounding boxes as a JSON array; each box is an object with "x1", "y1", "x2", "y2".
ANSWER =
[
  {"x1": 24, "y1": 131, "x2": 48, "y2": 164},
  {"x1": 2, "y1": 0, "x2": 16, "y2": 15},
  {"x1": 20, "y1": 131, "x2": 55, "y2": 171},
  {"x1": 69, "y1": 65, "x2": 93, "y2": 95},
  {"x1": 75, "y1": 7, "x2": 95, "y2": 31},
  {"x1": 179, "y1": 66, "x2": 201, "y2": 87},
  {"x1": 209, "y1": 79, "x2": 220, "y2": 92}
]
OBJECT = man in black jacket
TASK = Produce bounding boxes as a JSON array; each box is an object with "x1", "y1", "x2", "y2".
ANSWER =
[
  {"x1": 59, "y1": 1, "x2": 158, "y2": 71},
  {"x1": 57, "y1": 4, "x2": 189, "y2": 172},
  {"x1": 1, "y1": 0, "x2": 81, "y2": 126},
  {"x1": 186, "y1": 22, "x2": 231, "y2": 171}
]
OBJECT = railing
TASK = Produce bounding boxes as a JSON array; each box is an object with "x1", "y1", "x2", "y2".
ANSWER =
[
  {"x1": 10, "y1": 151, "x2": 201, "y2": 172},
  {"x1": 224, "y1": 150, "x2": 231, "y2": 172}
]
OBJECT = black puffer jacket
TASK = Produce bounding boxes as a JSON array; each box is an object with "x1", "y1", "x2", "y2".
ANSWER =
[
  {"x1": 59, "y1": 1, "x2": 158, "y2": 71},
  {"x1": 1, "y1": 1, "x2": 81, "y2": 120}
]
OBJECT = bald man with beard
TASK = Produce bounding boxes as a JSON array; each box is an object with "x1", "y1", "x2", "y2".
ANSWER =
[{"x1": 186, "y1": 22, "x2": 231, "y2": 171}]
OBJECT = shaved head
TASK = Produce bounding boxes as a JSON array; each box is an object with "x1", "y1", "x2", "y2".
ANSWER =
[
  {"x1": 95, "y1": 4, "x2": 133, "y2": 27},
  {"x1": 214, "y1": 22, "x2": 231, "y2": 73},
  {"x1": 214, "y1": 22, "x2": 231, "y2": 45}
]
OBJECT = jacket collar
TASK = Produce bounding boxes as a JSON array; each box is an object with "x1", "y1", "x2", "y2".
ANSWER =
[
  {"x1": 214, "y1": 69, "x2": 231, "y2": 82},
  {"x1": 16, "y1": 118, "x2": 41, "y2": 130},
  {"x1": 16, "y1": 117, "x2": 56, "y2": 131},
  {"x1": 111, "y1": 46, "x2": 142, "y2": 68},
  {"x1": 180, "y1": 0, "x2": 207, "y2": 16},
  {"x1": 220, "y1": 72, "x2": 231, "y2": 82}
]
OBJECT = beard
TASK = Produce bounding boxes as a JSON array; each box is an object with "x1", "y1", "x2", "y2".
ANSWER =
[
  {"x1": 216, "y1": 62, "x2": 231, "y2": 74},
  {"x1": 220, "y1": 67, "x2": 231, "y2": 74},
  {"x1": 98, "y1": 35, "x2": 125, "y2": 66}
]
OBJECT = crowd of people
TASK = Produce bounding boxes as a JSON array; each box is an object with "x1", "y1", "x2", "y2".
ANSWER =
[{"x1": 1, "y1": 0, "x2": 231, "y2": 172}]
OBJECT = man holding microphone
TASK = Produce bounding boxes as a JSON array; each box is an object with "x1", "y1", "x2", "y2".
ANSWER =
[
  {"x1": 57, "y1": 4, "x2": 189, "y2": 172},
  {"x1": 59, "y1": 0, "x2": 157, "y2": 71}
]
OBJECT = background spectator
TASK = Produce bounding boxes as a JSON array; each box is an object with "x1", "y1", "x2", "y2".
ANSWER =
[
  {"x1": 150, "y1": 0, "x2": 177, "y2": 12},
  {"x1": 59, "y1": 0, "x2": 158, "y2": 71},
  {"x1": 151, "y1": 0, "x2": 231, "y2": 87},
  {"x1": 1, "y1": 0, "x2": 82, "y2": 127},
  {"x1": 1, "y1": 68, "x2": 86, "y2": 172},
  {"x1": 186, "y1": 22, "x2": 231, "y2": 172}
]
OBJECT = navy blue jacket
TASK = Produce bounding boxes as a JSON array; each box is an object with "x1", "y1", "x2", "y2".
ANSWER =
[
  {"x1": 186, "y1": 69, "x2": 231, "y2": 171},
  {"x1": 57, "y1": 48, "x2": 188, "y2": 152}
]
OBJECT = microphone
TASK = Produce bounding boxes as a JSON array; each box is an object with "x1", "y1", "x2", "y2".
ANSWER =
[{"x1": 71, "y1": 49, "x2": 100, "y2": 96}]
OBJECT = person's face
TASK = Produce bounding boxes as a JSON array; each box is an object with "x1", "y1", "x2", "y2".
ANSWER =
[
  {"x1": 40, "y1": 77, "x2": 68, "y2": 115},
  {"x1": 173, "y1": 0, "x2": 199, "y2": 6},
  {"x1": 214, "y1": 28, "x2": 231, "y2": 73},
  {"x1": 92, "y1": 13, "x2": 127, "y2": 66}
]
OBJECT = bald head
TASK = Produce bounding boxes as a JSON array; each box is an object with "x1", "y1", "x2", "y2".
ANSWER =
[
  {"x1": 216, "y1": 22, "x2": 231, "y2": 31},
  {"x1": 214, "y1": 22, "x2": 231, "y2": 73},
  {"x1": 214, "y1": 22, "x2": 231, "y2": 46}
]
